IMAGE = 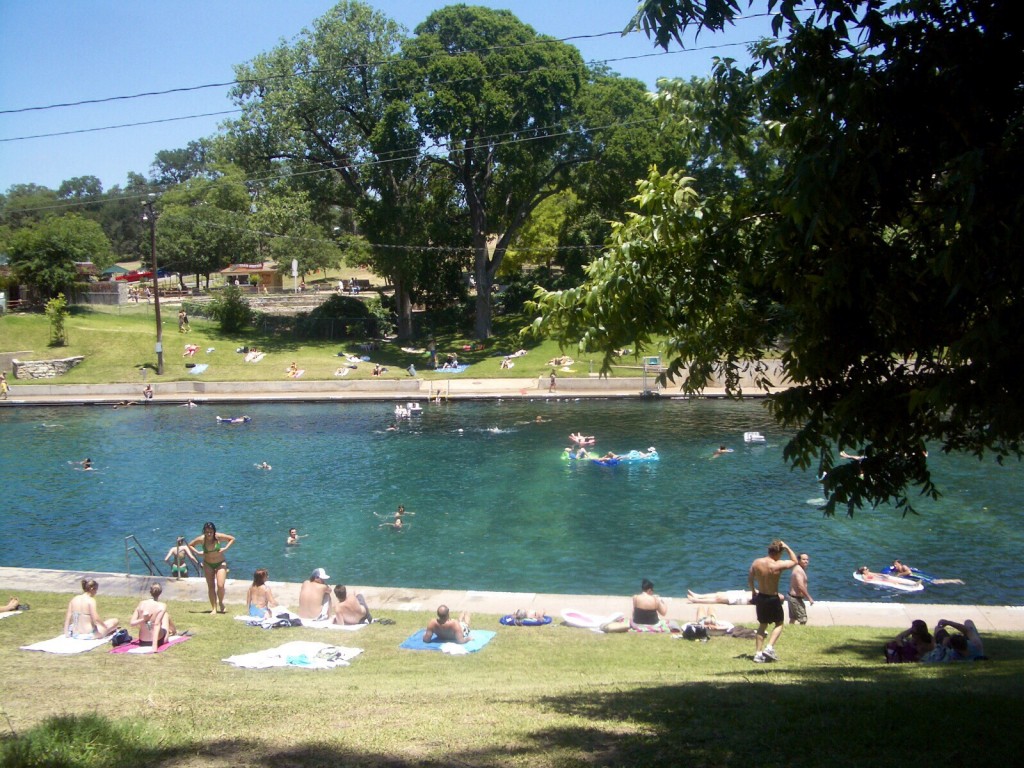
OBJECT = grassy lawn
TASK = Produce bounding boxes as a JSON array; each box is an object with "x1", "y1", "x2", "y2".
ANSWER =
[
  {"x1": 1, "y1": 306, "x2": 642, "y2": 386},
  {"x1": 1, "y1": 591, "x2": 1021, "y2": 767}
]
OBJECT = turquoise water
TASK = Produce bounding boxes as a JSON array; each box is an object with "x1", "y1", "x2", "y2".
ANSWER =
[{"x1": 1, "y1": 399, "x2": 1021, "y2": 604}]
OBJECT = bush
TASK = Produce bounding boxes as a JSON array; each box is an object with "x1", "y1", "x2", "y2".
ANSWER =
[{"x1": 207, "y1": 285, "x2": 253, "y2": 333}]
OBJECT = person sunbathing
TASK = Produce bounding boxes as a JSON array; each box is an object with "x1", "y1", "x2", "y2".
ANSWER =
[
  {"x1": 423, "y1": 604, "x2": 471, "y2": 644},
  {"x1": 3, "y1": 597, "x2": 25, "y2": 612},
  {"x1": 64, "y1": 578, "x2": 118, "y2": 639},
  {"x1": 129, "y1": 583, "x2": 178, "y2": 652},
  {"x1": 687, "y1": 589, "x2": 751, "y2": 605}
]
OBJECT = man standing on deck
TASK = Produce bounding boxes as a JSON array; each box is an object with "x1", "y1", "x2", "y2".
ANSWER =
[
  {"x1": 787, "y1": 553, "x2": 814, "y2": 624},
  {"x1": 749, "y1": 539, "x2": 798, "y2": 662}
]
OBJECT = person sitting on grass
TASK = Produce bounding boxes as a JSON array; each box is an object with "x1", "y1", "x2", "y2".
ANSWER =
[
  {"x1": 886, "y1": 619, "x2": 935, "y2": 663},
  {"x1": 64, "y1": 578, "x2": 118, "y2": 640},
  {"x1": 129, "y1": 583, "x2": 178, "y2": 652},
  {"x1": 333, "y1": 585, "x2": 372, "y2": 625},
  {"x1": 246, "y1": 568, "x2": 278, "y2": 620},
  {"x1": 923, "y1": 618, "x2": 987, "y2": 662},
  {"x1": 423, "y1": 604, "x2": 471, "y2": 644}
]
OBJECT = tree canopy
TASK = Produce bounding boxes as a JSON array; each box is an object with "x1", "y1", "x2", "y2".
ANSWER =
[
  {"x1": 7, "y1": 214, "x2": 112, "y2": 297},
  {"x1": 533, "y1": 0, "x2": 1024, "y2": 515}
]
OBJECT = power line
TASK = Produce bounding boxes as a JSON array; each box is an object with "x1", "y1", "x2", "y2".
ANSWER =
[
  {"x1": 0, "y1": 110, "x2": 240, "y2": 143},
  {"x1": 0, "y1": 18, "x2": 769, "y2": 116},
  {"x1": 0, "y1": 39, "x2": 753, "y2": 144}
]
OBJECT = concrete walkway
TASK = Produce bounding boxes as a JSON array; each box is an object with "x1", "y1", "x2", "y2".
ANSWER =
[
  {"x1": 0, "y1": 376, "x2": 683, "y2": 405},
  {"x1": 3, "y1": 567, "x2": 1022, "y2": 631}
]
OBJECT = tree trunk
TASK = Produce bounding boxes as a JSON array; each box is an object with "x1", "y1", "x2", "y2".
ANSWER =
[{"x1": 394, "y1": 275, "x2": 413, "y2": 340}]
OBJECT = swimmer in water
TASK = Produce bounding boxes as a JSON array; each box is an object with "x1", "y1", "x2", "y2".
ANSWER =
[
  {"x1": 256, "y1": 461, "x2": 272, "y2": 470},
  {"x1": 711, "y1": 445, "x2": 734, "y2": 459},
  {"x1": 379, "y1": 517, "x2": 404, "y2": 532}
]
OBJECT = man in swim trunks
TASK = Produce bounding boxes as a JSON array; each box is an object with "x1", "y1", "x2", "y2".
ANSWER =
[
  {"x1": 748, "y1": 539, "x2": 798, "y2": 662},
  {"x1": 332, "y1": 585, "x2": 372, "y2": 625},
  {"x1": 787, "y1": 553, "x2": 814, "y2": 625},
  {"x1": 423, "y1": 604, "x2": 471, "y2": 644},
  {"x1": 298, "y1": 568, "x2": 333, "y2": 620}
]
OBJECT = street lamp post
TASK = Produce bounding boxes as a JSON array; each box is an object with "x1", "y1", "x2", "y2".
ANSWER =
[{"x1": 141, "y1": 197, "x2": 164, "y2": 375}]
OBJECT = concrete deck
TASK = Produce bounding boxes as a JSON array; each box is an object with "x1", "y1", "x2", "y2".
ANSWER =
[
  {"x1": 0, "y1": 374, "x2": 737, "y2": 406},
  {"x1": 3, "y1": 567, "x2": 1022, "y2": 631}
]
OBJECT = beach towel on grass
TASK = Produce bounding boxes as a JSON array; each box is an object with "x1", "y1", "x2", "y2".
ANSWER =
[
  {"x1": 399, "y1": 629, "x2": 495, "y2": 655},
  {"x1": 437, "y1": 364, "x2": 469, "y2": 374},
  {"x1": 233, "y1": 613, "x2": 367, "y2": 631},
  {"x1": 223, "y1": 641, "x2": 362, "y2": 669},
  {"x1": 0, "y1": 610, "x2": 23, "y2": 620},
  {"x1": 110, "y1": 635, "x2": 191, "y2": 654},
  {"x1": 21, "y1": 635, "x2": 110, "y2": 654},
  {"x1": 189, "y1": 363, "x2": 209, "y2": 375}
]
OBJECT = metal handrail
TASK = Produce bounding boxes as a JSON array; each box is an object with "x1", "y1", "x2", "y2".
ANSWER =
[{"x1": 124, "y1": 535, "x2": 164, "y2": 577}]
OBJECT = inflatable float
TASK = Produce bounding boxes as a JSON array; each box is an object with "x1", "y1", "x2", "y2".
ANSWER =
[
  {"x1": 499, "y1": 614, "x2": 553, "y2": 627},
  {"x1": 853, "y1": 571, "x2": 924, "y2": 592},
  {"x1": 216, "y1": 416, "x2": 251, "y2": 424},
  {"x1": 881, "y1": 565, "x2": 936, "y2": 583},
  {"x1": 561, "y1": 449, "x2": 659, "y2": 464},
  {"x1": 743, "y1": 431, "x2": 766, "y2": 443}
]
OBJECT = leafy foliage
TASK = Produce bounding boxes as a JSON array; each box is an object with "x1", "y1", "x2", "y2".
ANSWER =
[
  {"x1": 208, "y1": 284, "x2": 254, "y2": 333},
  {"x1": 536, "y1": 0, "x2": 1024, "y2": 515},
  {"x1": 45, "y1": 293, "x2": 69, "y2": 346},
  {"x1": 6, "y1": 214, "x2": 112, "y2": 298}
]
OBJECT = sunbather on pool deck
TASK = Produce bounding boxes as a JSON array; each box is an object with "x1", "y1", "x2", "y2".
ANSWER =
[
  {"x1": 298, "y1": 568, "x2": 332, "y2": 620},
  {"x1": 687, "y1": 589, "x2": 752, "y2": 605},
  {"x1": 423, "y1": 605, "x2": 471, "y2": 644}
]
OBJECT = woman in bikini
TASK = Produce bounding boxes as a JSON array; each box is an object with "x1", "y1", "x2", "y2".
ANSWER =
[
  {"x1": 63, "y1": 578, "x2": 118, "y2": 639},
  {"x1": 129, "y1": 583, "x2": 178, "y2": 652},
  {"x1": 246, "y1": 568, "x2": 277, "y2": 619},
  {"x1": 188, "y1": 522, "x2": 236, "y2": 613},
  {"x1": 164, "y1": 536, "x2": 198, "y2": 579}
]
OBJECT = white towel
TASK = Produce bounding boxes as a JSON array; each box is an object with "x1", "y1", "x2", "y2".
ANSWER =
[
  {"x1": 22, "y1": 635, "x2": 110, "y2": 654},
  {"x1": 223, "y1": 641, "x2": 362, "y2": 669},
  {"x1": 0, "y1": 610, "x2": 22, "y2": 620}
]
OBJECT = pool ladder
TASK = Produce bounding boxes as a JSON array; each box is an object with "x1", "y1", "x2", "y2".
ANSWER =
[{"x1": 124, "y1": 535, "x2": 203, "y2": 579}]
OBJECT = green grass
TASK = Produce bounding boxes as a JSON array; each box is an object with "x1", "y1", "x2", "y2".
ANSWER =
[
  {"x1": 1, "y1": 307, "x2": 643, "y2": 386},
  {"x1": 1, "y1": 590, "x2": 1022, "y2": 767}
]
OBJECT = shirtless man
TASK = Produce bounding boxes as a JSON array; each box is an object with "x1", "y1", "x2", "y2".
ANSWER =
[
  {"x1": 787, "y1": 553, "x2": 814, "y2": 625},
  {"x1": 297, "y1": 568, "x2": 332, "y2": 620},
  {"x1": 748, "y1": 539, "x2": 798, "y2": 662},
  {"x1": 332, "y1": 585, "x2": 372, "y2": 625},
  {"x1": 423, "y1": 604, "x2": 471, "y2": 644}
]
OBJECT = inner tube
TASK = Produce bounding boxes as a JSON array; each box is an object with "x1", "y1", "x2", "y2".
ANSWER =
[{"x1": 499, "y1": 614, "x2": 552, "y2": 627}]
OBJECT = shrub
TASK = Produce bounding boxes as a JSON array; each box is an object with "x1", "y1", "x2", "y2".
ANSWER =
[{"x1": 207, "y1": 284, "x2": 253, "y2": 333}]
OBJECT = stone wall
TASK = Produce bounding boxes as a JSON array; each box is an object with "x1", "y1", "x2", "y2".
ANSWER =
[{"x1": 12, "y1": 356, "x2": 85, "y2": 379}]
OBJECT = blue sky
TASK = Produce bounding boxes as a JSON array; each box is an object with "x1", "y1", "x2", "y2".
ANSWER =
[{"x1": 0, "y1": 1, "x2": 773, "y2": 193}]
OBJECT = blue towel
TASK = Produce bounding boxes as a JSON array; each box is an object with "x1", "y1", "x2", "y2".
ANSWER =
[
  {"x1": 399, "y1": 629, "x2": 495, "y2": 653},
  {"x1": 438, "y1": 364, "x2": 469, "y2": 374},
  {"x1": 189, "y1": 364, "x2": 209, "y2": 375}
]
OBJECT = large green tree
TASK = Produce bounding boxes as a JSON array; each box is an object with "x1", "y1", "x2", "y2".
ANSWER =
[
  {"x1": 396, "y1": 4, "x2": 588, "y2": 339},
  {"x1": 156, "y1": 167, "x2": 257, "y2": 290},
  {"x1": 534, "y1": 0, "x2": 1023, "y2": 514},
  {"x1": 227, "y1": 0, "x2": 433, "y2": 337},
  {"x1": 7, "y1": 214, "x2": 112, "y2": 298}
]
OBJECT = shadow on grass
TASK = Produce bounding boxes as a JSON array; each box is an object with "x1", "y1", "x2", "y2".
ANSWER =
[{"x1": 7, "y1": 646, "x2": 1023, "y2": 768}]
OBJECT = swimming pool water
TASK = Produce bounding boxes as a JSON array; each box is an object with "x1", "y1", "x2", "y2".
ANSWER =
[{"x1": 1, "y1": 399, "x2": 1020, "y2": 604}]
